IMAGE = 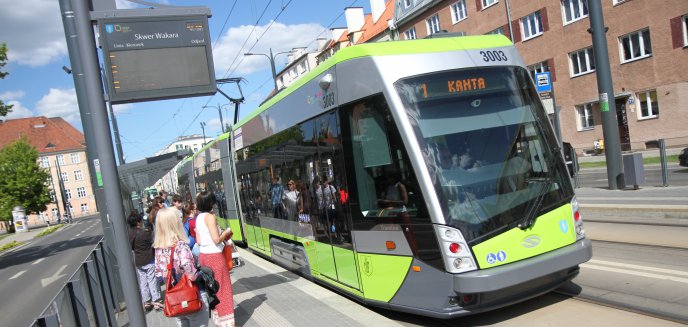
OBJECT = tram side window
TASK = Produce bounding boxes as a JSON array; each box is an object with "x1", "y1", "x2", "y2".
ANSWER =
[{"x1": 341, "y1": 95, "x2": 430, "y2": 228}]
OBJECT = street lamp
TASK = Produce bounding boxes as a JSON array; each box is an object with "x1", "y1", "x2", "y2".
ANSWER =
[
  {"x1": 200, "y1": 122, "x2": 207, "y2": 145},
  {"x1": 244, "y1": 48, "x2": 292, "y2": 93},
  {"x1": 203, "y1": 104, "x2": 228, "y2": 133}
]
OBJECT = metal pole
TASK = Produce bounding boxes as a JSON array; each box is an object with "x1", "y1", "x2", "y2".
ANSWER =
[
  {"x1": 588, "y1": 0, "x2": 624, "y2": 190},
  {"x1": 68, "y1": 0, "x2": 146, "y2": 324},
  {"x1": 659, "y1": 139, "x2": 668, "y2": 187},
  {"x1": 504, "y1": 0, "x2": 514, "y2": 42},
  {"x1": 107, "y1": 98, "x2": 126, "y2": 165},
  {"x1": 55, "y1": 160, "x2": 70, "y2": 221},
  {"x1": 217, "y1": 103, "x2": 225, "y2": 133},
  {"x1": 201, "y1": 122, "x2": 206, "y2": 144},
  {"x1": 269, "y1": 48, "x2": 278, "y2": 92}
]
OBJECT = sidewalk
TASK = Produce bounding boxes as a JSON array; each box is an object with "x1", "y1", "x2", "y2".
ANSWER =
[
  {"x1": 0, "y1": 224, "x2": 54, "y2": 254},
  {"x1": 575, "y1": 185, "x2": 688, "y2": 222},
  {"x1": 119, "y1": 248, "x2": 403, "y2": 327}
]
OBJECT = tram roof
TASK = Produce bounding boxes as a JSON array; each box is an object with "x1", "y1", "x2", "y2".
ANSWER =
[{"x1": 231, "y1": 34, "x2": 512, "y2": 130}]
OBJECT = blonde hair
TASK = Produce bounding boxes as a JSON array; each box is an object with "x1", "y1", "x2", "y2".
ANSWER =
[{"x1": 153, "y1": 207, "x2": 188, "y2": 249}]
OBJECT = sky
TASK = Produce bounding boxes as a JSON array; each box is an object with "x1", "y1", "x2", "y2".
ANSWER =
[{"x1": 0, "y1": 0, "x2": 372, "y2": 163}]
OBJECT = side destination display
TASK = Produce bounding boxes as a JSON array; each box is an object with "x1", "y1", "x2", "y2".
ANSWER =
[{"x1": 98, "y1": 15, "x2": 216, "y2": 104}]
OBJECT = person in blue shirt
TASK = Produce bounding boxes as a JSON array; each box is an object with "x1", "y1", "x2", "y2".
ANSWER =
[{"x1": 269, "y1": 176, "x2": 285, "y2": 219}]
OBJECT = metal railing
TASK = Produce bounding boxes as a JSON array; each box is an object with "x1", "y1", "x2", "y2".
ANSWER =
[{"x1": 32, "y1": 241, "x2": 123, "y2": 327}]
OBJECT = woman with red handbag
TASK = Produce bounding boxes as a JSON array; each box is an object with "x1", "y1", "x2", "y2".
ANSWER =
[
  {"x1": 195, "y1": 191, "x2": 235, "y2": 327},
  {"x1": 153, "y1": 207, "x2": 209, "y2": 326}
]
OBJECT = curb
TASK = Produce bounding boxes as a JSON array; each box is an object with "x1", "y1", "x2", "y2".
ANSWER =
[{"x1": 579, "y1": 204, "x2": 688, "y2": 219}]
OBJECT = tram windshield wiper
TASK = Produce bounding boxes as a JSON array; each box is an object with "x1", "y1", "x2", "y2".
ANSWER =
[{"x1": 518, "y1": 146, "x2": 558, "y2": 230}]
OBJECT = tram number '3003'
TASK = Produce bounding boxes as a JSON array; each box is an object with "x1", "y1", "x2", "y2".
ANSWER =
[{"x1": 479, "y1": 50, "x2": 508, "y2": 62}]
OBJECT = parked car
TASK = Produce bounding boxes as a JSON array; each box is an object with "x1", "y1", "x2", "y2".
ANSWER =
[{"x1": 679, "y1": 147, "x2": 688, "y2": 167}]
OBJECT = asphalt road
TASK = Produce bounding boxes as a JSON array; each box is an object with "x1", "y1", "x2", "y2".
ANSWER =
[{"x1": 0, "y1": 216, "x2": 102, "y2": 327}]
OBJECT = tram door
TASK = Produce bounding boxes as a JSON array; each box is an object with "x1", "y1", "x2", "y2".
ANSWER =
[
  {"x1": 242, "y1": 173, "x2": 267, "y2": 251},
  {"x1": 312, "y1": 114, "x2": 360, "y2": 290}
]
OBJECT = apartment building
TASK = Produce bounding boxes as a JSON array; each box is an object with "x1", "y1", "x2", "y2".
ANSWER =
[
  {"x1": 395, "y1": 0, "x2": 688, "y2": 152},
  {"x1": 0, "y1": 116, "x2": 98, "y2": 227}
]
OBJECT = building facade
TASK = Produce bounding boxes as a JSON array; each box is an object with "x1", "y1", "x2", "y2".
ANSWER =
[
  {"x1": 154, "y1": 134, "x2": 206, "y2": 156},
  {"x1": 394, "y1": 0, "x2": 688, "y2": 153},
  {"x1": 0, "y1": 117, "x2": 98, "y2": 227}
]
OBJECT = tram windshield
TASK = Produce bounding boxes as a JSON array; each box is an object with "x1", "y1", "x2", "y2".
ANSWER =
[{"x1": 395, "y1": 66, "x2": 573, "y2": 243}]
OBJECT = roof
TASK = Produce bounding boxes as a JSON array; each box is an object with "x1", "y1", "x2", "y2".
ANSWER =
[
  {"x1": 233, "y1": 34, "x2": 513, "y2": 129},
  {"x1": 0, "y1": 116, "x2": 85, "y2": 154},
  {"x1": 356, "y1": 0, "x2": 395, "y2": 44}
]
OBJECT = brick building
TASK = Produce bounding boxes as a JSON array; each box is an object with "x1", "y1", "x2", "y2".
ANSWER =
[
  {"x1": 0, "y1": 117, "x2": 98, "y2": 228},
  {"x1": 394, "y1": 0, "x2": 688, "y2": 153}
]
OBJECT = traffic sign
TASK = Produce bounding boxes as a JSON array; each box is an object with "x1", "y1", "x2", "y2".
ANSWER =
[{"x1": 535, "y1": 72, "x2": 552, "y2": 93}]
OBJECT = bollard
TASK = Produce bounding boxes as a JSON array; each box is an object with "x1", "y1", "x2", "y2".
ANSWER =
[{"x1": 659, "y1": 139, "x2": 669, "y2": 187}]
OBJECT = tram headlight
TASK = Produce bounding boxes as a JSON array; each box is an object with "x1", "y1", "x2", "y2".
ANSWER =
[{"x1": 435, "y1": 225, "x2": 477, "y2": 274}]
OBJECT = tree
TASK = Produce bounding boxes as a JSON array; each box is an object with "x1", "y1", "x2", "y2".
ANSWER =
[
  {"x1": 0, "y1": 42, "x2": 13, "y2": 117},
  {"x1": 0, "y1": 137, "x2": 51, "y2": 228}
]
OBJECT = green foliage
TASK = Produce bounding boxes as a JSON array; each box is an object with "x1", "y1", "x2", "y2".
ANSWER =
[
  {"x1": 0, "y1": 138, "x2": 51, "y2": 221},
  {"x1": 0, "y1": 43, "x2": 13, "y2": 117},
  {"x1": 0, "y1": 241, "x2": 24, "y2": 253},
  {"x1": 36, "y1": 225, "x2": 62, "y2": 238}
]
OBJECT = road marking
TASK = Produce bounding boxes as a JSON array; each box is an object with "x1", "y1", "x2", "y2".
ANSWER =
[
  {"x1": 32, "y1": 258, "x2": 45, "y2": 265},
  {"x1": 70, "y1": 237, "x2": 76, "y2": 241},
  {"x1": 588, "y1": 259, "x2": 688, "y2": 277},
  {"x1": 582, "y1": 262, "x2": 688, "y2": 284},
  {"x1": 41, "y1": 265, "x2": 68, "y2": 287},
  {"x1": 9, "y1": 271, "x2": 25, "y2": 280}
]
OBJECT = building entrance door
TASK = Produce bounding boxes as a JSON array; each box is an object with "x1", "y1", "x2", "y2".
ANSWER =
[{"x1": 616, "y1": 98, "x2": 631, "y2": 151}]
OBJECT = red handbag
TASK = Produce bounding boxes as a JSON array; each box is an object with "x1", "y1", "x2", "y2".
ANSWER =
[
  {"x1": 222, "y1": 241, "x2": 233, "y2": 271},
  {"x1": 163, "y1": 245, "x2": 202, "y2": 317}
]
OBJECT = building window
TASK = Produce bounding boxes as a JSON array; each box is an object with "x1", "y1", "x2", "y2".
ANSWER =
[
  {"x1": 486, "y1": 26, "x2": 505, "y2": 35},
  {"x1": 70, "y1": 153, "x2": 80, "y2": 164},
  {"x1": 426, "y1": 14, "x2": 441, "y2": 35},
  {"x1": 481, "y1": 0, "x2": 498, "y2": 10},
  {"x1": 74, "y1": 170, "x2": 83, "y2": 181},
  {"x1": 40, "y1": 156, "x2": 50, "y2": 168},
  {"x1": 61, "y1": 172, "x2": 69, "y2": 182},
  {"x1": 404, "y1": 27, "x2": 417, "y2": 40},
  {"x1": 612, "y1": 0, "x2": 628, "y2": 5},
  {"x1": 521, "y1": 11, "x2": 544, "y2": 40},
  {"x1": 683, "y1": 15, "x2": 688, "y2": 47},
  {"x1": 561, "y1": 0, "x2": 588, "y2": 25},
  {"x1": 77, "y1": 187, "x2": 87, "y2": 198},
  {"x1": 451, "y1": 0, "x2": 468, "y2": 24},
  {"x1": 637, "y1": 90, "x2": 659, "y2": 119},
  {"x1": 404, "y1": 0, "x2": 411, "y2": 8},
  {"x1": 81, "y1": 203, "x2": 89, "y2": 214},
  {"x1": 620, "y1": 28, "x2": 652, "y2": 63},
  {"x1": 57, "y1": 155, "x2": 65, "y2": 166},
  {"x1": 569, "y1": 46, "x2": 595, "y2": 76},
  {"x1": 528, "y1": 60, "x2": 551, "y2": 81},
  {"x1": 576, "y1": 103, "x2": 595, "y2": 130},
  {"x1": 65, "y1": 189, "x2": 72, "y2": 200}
]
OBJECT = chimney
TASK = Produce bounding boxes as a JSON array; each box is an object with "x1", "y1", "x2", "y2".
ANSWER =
[
  {"x1": 316, "y1": 38, "x2": 327, "y2": 51},
  {"x1": 345, "y1": 7, "x2": 365, "y2": 32},
  {"x1": 331, "y1": 27, "x2": 347, "y2": 42},
  {"x1": 370, "y1": 0, "x2": 386, "y2": 23}
]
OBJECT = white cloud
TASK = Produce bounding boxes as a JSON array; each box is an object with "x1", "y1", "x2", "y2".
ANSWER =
[
  {"x1": 112, "y1": 103, "x2": 134, "y2": 115},
  {"x1": 0, "y1": 0, "x2": 67, "y2": 67},
  {"x1": 3, "y1": 100, "x2": 34, "y2": 120},
  {"x1": 212, "y1": 21, "x2": 326, "y2": 76},
  {"x1": 0, "y1": 91, "x2": 26, "y2": 101},
  {"x1": 35, "y1": 88, "x2": 81, "y2": 125}
]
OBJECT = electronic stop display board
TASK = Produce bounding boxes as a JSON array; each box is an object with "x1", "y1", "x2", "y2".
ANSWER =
[{"x1": 99, "y1": 15, "x2": 216, "y2": 104}]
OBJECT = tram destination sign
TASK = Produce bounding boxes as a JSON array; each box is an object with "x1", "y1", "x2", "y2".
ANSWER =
[{"x1": 99, "y1": 15, "x2": 216, "y2": 104}]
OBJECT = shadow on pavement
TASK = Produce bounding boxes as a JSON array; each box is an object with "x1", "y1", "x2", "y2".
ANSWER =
[
  {"x1": 0, "y1": 235, "x2": 102, "y2": 269},
  {"x1": 235, "y1": 293, "x2": 268, "y2": 326}
]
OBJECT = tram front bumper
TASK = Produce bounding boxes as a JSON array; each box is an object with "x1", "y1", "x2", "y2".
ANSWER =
[{"x1": 454, "y1": 238, "x2": 592, "y2": 293}]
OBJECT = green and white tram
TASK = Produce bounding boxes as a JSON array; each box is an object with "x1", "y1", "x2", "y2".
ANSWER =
[{"x1": 198, "y1": 35, "x2": 592, "y2": 318}]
